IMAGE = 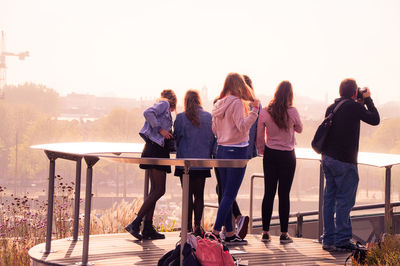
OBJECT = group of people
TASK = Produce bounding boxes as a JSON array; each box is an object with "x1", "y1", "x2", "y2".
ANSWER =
[{"x1": 125, "y1": 72, "x2": 380, "y2": 252}]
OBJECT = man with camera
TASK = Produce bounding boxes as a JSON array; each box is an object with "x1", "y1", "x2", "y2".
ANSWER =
[{"x1": 320, "y1": 78, "x2": 380, "y2": 252}]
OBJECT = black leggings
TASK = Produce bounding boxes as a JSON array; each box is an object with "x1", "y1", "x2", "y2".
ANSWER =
[
  {"x1": 215, "y1": 168, "x2": 241, "y2": 218},
  {"x1": 179, "y1": 175, "x2": 206, "y2": 230},
  {"x1": 262, "y1": 146, "x2": 296, "y2": 232},
  {"x1": 137, "y1": 168, "x2": 166, "y2": 221}
]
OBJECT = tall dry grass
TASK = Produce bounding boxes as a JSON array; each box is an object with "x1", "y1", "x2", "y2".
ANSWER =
[{"x1": 0, "y1": 175, "x2": 178, "y2": 265}]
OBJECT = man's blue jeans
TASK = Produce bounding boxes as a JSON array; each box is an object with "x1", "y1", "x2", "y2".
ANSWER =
[
  {"x1": 322, "y1": 155, "x2": 359, "y2": 246},
  {"x1": 213, "y1": 145, "x2": 247, "y2": 232}
]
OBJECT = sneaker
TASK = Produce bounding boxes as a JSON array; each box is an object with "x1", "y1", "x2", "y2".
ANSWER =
[
  {"x1": 236, "y1": 216, "x2": 249, "y2": 240},
  {"x1": 280, "y1": 233, "x2": 293, "y2": 244},
  {"x1": 261, "y1": 232, "x2": 271, "y2": 242},
  {"x1": 224, "y1": 234, "x2": 248, "y2": 245},
  {"x1": 335, "y1": 241, "x2": 357, "y2": 252},
  {"x1": 209, "y1": 232, "x2": 222, "y2": 242},
  {"x1": 322, "y1": 244, "x2": 336, "y2": 251},
  {"x1": 219, "y1": 231, "x2": 226, "y2": 241},
  {"x1": 142, "y1": 224, "x2": 165, "y2": 240},
  {"x1": 125, "y1": 220, "x2": 142, "y2": 240}
]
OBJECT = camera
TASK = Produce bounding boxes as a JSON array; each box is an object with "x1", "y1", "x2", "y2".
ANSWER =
[{"x1": 357, "y1": 87, "x2": 367, "y2": 100}]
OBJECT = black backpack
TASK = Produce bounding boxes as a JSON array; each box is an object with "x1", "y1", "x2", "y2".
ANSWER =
[{"x1": 158, "y1": 242, "x2": 201, "y2": 266}]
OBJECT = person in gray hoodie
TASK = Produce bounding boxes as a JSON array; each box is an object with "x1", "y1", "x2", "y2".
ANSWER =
[{"x1": 211, "y1": 72, "x2": 259, "y2": 245}]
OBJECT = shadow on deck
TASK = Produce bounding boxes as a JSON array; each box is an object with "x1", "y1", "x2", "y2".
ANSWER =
[{"x1": 29, "y1": 232, "x2": 351, "y2": 265}]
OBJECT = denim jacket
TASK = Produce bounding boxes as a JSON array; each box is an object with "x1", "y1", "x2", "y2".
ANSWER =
[
  {"x1": 174, "y1": 107, "x2": 216, "y2": 170},
  {"x1": 139, "y1": 100, "x2": 172, "y2": 147}
]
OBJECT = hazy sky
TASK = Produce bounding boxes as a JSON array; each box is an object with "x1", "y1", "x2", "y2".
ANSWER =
[{"x1": 1, "y1": 0, "x2": 400, "y2": 104}]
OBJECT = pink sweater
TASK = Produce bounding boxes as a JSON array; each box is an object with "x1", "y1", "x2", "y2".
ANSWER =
[
  {"x1": 212, "y1": 95, "x2": 258, "y2": 146},
  {"x1": 256, "y1": 106, "x2": 303, "y2": 154}
]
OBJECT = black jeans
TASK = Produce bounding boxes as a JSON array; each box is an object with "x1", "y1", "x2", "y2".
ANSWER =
[{"x1": 262, "y1": 146, "x2": 296, "y2": 232}]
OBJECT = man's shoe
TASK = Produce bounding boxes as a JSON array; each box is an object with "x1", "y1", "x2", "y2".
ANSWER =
[
  {"x1": 142, "y1": 223, "x2": 165, "y2": 240},
  {"x1": 322, "y1": 244, "x2": 336, "y2": 251},
  {"x1": 237, "y1": 216, "x2": 249, "y2": 240},
  {"x1": 125, "y1": 220, "x2": 142, "y2": 240},
  {"x1": 261, "y1": 232, "x2": 271, "y2": 242},
  {"x1": 224, "y1": 234, "x2": 248, "y2": 245},
  {"x1": 280, "y1": 233, "x2": 293, "y2": 244},
  {"x1": 335, "y1": 242, "x2": 357, "y2": 252}
]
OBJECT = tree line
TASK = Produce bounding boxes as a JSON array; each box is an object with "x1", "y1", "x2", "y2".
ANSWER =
[{"x1": 0, "y1": 83, "x2": 399, "y2": 194}]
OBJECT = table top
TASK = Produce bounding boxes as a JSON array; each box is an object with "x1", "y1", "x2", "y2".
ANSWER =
[{"x1": 31, "y1": 142, "x2": 400, "y2": 168}]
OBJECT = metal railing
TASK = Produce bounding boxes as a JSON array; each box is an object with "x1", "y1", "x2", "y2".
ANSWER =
[{"x1": 249, "y1": 173, "x2": 400, "y2": 238}]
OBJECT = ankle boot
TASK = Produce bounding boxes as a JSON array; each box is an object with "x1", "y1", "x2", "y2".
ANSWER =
[
  {"x1": 142, "y1": 221, "x2": 165, "y2": 240},
  {"x1": 125, "y1": 218, "x2": 142, "y2": 240}
]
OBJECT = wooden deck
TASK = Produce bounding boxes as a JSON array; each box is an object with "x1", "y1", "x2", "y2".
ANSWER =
[{"x1": 29, "y1": 232, "x2": 351, "y2": 265}]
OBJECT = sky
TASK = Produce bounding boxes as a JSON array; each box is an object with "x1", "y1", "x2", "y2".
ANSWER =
[{"x1": 1, "y1": 0, "x2": 400, "y2": 104}]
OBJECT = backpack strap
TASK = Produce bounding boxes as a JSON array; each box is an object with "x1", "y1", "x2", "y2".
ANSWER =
[{"x1": 332, "y1": 99, "x2": 349, "y2": 115}]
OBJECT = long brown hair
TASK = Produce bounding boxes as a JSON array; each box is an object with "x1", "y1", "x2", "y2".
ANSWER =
[
  {"x1": 214, "y1": 73, "x2": 255, "y2": 115},
  {"x1": 184, "y1": 90, "x2": 202, "y2": 126},
  {"x1": 267, "y1": 81, "x2": 293, "y2": 130},
  {"x1": 216, "y1": 72, "x2": 255, "y2": 102}
]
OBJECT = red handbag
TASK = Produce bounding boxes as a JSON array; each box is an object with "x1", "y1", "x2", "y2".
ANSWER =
[{"x1": 195, "y1": 232, "x2": 235, "y2": 266}]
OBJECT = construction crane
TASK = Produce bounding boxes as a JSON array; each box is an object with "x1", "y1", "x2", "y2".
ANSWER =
[{"x1": 0, "y1": 31, "x2": 29, "y2": 98}]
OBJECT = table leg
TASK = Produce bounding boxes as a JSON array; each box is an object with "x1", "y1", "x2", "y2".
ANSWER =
[
  {"x1": 180, "y1": 163, "x2": 190, "y2": 266},
  {"x1": 144, "y1": 169, "x2": 149, "y2": 199},
  {"x1": 73, "y1": 159, "x2": 82, "y2": 241},
  {"x1": 44, "y1": 153, "x2": 56, "y2": 253},
  {"x1": 384, "y1": 166, "x2": 393, "y2": 234},
  {"x1": 81, "y1": 156, "x2": 99, "y2": 266}
]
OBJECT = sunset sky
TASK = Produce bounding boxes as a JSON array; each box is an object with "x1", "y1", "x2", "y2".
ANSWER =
[{"x1": 1, "y1": 0, "x2": 400, "y2": 104}]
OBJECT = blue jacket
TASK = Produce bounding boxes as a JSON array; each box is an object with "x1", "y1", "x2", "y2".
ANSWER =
[
  {"x1": 139, "y1": 100, "x2": 173, "y2": 147},
  {"x1": 247, "y1": 103, "x2": 262, "y2": 158},
  {"x1": 174, "y1": 107, "x2": 216, "y2": 170}
]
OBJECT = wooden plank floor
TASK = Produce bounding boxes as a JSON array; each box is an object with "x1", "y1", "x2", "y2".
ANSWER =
[{"x1": 29, "y1": 232, "x2": 351, "y2": 265}]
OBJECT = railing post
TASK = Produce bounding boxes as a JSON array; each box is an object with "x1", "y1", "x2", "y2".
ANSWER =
[
  {"x1": 81, "y1": 156, "x2": 99, "y2": 266},
  {"x1": 180, "y1": 161, "x2": 190, "y2": 266},
  {"x1": 144, "y1": 169, "x2": 150, "y2": 199},
  {"x1": 73, "y1": 158, "x2": 82, "y2": 241},
  {"x1": 296, "y1": 214, "x2": 303, "y2": 237},
  {"x1": 249, "y1": 175, "x2": 255, "y2": 233},
  {"x1": 44, "y1": 151, "x2": 57, "y2": 254},
  {"x1": 318, "y1": 162, "x2": 324, "y2": 242},
  {"x1": 384, "y1": 166, "x2": 393, "y2": 234}
]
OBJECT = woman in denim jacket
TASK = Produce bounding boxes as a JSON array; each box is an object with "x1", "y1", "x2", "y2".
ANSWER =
[
  {"x1": 174, "y1": 90, "x2": 215, "y2": 237},
  {"x1": 125, "y1": 89, "x2": 177, "y2": 241}
]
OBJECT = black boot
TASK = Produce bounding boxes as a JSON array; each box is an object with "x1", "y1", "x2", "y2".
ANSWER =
[
  {"x1": 125, "y1": 217, "x2": 142, "y2": 240},
  {"x1": 142, "y1": 220, "x2": 165, "y2": 240}
]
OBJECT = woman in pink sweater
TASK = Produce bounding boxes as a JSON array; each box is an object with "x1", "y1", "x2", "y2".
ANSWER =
[
  {"x1": 211, "y1": 72, "x2": 259, "y2": 245},
  {"x1": 256, "y1": 81, "x2": 303, "y2": 244}
]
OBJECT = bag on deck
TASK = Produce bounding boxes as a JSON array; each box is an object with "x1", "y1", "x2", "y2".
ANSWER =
[{"x1": 195, "y1": 232, "x2": 235, "y2": 266}]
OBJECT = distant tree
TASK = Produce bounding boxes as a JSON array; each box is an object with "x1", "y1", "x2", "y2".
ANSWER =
[
  {"x1": 4, "y1": 83, "x2": 60, "y2": 116},
  {"x1": 89, "y1": 108, "x2": 144, "y2": 142},
  {"x1": 364, "y1": 118, "x2": 400, "y2": 153}
]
